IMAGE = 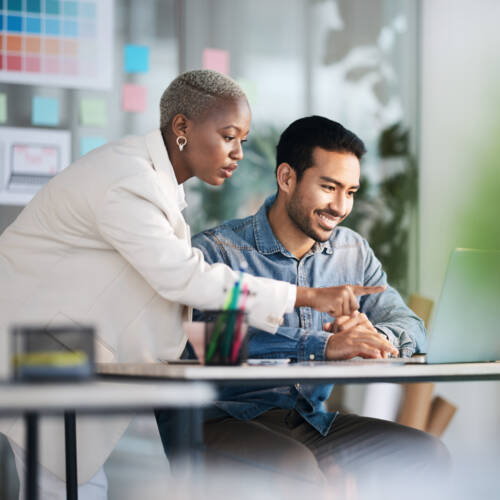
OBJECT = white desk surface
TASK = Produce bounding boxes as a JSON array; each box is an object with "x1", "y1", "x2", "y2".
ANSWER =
[
  {"x1": 0, "y1": 380, "x2": 215, "y2": 413},
  {"x1": 97, "y1": 360, "x2": 500, "y2": 384}
]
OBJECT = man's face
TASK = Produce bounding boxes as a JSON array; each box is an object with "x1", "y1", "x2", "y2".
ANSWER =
[{"x1": 286, "y1": 147, "x2": 360, "y2": 242}]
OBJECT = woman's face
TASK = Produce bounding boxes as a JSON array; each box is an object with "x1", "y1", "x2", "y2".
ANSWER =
[{"x1": 183, "y1": 96, "x2": 251, "y2": 186}]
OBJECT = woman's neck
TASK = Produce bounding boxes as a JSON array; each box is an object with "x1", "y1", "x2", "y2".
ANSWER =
[{"x1": 161, "y1": 129, "x2": 191, "y2": 184}]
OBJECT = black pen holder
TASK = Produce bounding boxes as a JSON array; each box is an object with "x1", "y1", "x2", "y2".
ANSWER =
[{"x1": 204, "y1": 310, "x2": 248, "y2": 366}]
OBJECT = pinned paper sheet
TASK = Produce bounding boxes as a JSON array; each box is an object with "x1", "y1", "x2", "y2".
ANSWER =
[
  {"x1": 236, "y1": 77, "x2": 258, "y2": 106},
  {"x1": 124, "y1": 44, "x2": 150, "y2": 73},
  {"x1": 202, "y1": 48, "x2": 230, "y2": 75},
  {"x1": 0, "y1": 94, "x2": 6, "y2": 123},
  {"x1": 80, "y1": 98, "x2": 107, "y2": 127},
  {"x1": 122, "y1": 84, "x2": 147, "y2": 112},
  {"x1": 80, "y1": 136, "x2": 107, "y2": 157},
  {"x1": 32, "y1": 97, "x2": 59, "y2": 126}
]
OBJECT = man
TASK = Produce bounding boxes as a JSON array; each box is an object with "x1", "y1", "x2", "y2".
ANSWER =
[{"x1": 161, "y1": 116, "x2": 449, "y2": 493}]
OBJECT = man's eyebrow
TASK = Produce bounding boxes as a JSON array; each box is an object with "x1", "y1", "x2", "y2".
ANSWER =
[{"x1": 319, "y1": 176, "x2": 360, "y2": 190}]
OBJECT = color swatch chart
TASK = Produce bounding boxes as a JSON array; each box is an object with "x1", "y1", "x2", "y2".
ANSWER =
[{"x1": 0, "y1": 0, "x2": 113, "y2": 89}]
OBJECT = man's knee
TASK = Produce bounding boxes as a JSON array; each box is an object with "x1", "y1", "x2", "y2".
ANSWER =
[
  {"x1": 368, "y1": 421, "x2": 452, "y2": 478},
  {"x1": 410, "y1": 429, "x2": 451, "y2": 475},
  {"x1": 204, "y1": 418, "x2": 324, "y2": 484}
]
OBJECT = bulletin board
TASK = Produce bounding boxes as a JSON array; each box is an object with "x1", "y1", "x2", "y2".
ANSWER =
[{"x1": 0, "y1": 0, "x2": 113, "y2": 89}]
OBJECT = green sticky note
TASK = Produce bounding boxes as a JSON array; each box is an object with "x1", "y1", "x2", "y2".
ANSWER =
[
  {"x1": 236, "y1": 77, "x2": 258, "y2": 107},
  {"x1": 0, "y1": 94, "x2": 6, "y2": 123},
  {"x1": 79, "y1": 98, "x2": 107, "y2": 127}
]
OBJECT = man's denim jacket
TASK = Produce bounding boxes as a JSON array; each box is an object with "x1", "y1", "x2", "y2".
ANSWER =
[{"x1": 192, "y1": 195, "x2": 426, "y2": 436}]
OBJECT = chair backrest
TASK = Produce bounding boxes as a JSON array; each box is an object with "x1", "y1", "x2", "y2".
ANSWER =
[{"x1": 408, "y1": 293, "x2": 434, "y2": 330}]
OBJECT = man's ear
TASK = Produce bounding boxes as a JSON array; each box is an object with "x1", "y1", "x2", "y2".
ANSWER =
[
  {"x1": 276, "y1": 163, "x2": 297, "y2": 194},
  {"x1": 171, "y1": 113, "x2": 190, "y2": 138}
]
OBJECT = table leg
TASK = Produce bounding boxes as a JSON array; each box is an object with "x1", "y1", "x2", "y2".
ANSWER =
[
  {"x1": 24, "y1": 412, "x2": 38, "y2": 500},
  {"x1": 64, "y1": 412, "x2": 78, "y2": 500},
  {"x1": 167, "y1": 407, "x2": 204, "y2": 461}
]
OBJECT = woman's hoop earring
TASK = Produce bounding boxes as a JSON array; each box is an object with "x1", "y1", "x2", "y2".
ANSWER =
[{"x1": 176, "y1": 136, "x2": 187, "y2": 152}]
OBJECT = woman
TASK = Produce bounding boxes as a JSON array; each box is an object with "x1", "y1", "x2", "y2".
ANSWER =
[{"x1": 0, "y1": 70, "x2": 381, "y2": 499}]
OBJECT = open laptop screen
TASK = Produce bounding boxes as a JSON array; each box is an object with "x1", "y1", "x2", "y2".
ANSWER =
[{"x1": 427, "y1": 249, "x2": 500, "y2": 364}]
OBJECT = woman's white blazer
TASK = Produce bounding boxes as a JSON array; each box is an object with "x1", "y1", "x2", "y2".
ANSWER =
[{"x1": 0, "y1": 130, "x2": 292, "y2": 482}]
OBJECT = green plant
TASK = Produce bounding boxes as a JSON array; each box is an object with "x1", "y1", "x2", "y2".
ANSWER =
[{"x1": 343, "y1": 122, "x2": 418, "y2": 296}]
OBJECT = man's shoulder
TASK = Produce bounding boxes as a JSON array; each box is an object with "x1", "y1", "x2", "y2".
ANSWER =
[
  {"x1": 331, "y1": 226, "x2": 367, "y2": 248},
  {"x1": 192, "y1": 214, "x2": 256, "y2": 249}
]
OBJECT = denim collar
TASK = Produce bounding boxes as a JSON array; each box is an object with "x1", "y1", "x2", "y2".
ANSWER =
[{"x1": 253, "y1": 195, "x2": 333, "y2": 258}]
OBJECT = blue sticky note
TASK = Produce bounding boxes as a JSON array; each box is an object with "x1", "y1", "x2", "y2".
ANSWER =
[
  {"x1": 80, "y1": 136, "x2": 106, "y2": 157},
  {"x1": 124, "y1": 45, "x2": 150, "y2": 74},
  {"x1": 32, "y1": 97, "x2": 59, "y2": 126}
]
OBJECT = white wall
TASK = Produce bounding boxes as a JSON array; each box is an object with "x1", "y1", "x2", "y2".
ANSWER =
[{"x1": 419, "y1": 0, "x2": 500, "y2": 466}]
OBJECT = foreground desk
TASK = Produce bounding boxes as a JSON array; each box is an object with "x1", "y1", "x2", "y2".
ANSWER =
[
  {"x1": 98, "y1": 360, "x2": 500, "y2": 462},
  {"x1": 0, "y1": 380, "x2": 215, "y2": 500},
  {"x1": 98, "y1": 360, "x2": 500, "y2": 384}
]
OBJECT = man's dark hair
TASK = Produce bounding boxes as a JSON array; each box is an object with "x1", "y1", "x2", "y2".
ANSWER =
[{"x1": 276, "y1": 115, "x2": 366, "y2": 180}]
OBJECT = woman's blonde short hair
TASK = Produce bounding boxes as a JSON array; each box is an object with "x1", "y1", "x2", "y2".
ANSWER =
[{"x1": 159, "y1": 70, "x2": 246, "y2": 130}]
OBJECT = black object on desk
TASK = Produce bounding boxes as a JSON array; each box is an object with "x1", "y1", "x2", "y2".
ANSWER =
[
  {"x1": 10, "y1": 324, "x2": 96, "y2": 500},
  {"x1": 11, "y1": 325, "x2": 95, "y2": 381}
]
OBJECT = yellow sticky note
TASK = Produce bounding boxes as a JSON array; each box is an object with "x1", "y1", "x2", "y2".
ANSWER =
[
  {"x1": 80, "y1": 98, "x2": 107, "y2": 127},
  {"x1": 0, "y1": 94, "x2": 6, "y2": 123}
]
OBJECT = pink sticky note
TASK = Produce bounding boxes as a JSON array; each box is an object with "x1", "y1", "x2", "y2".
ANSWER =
[
  {"x1": 122, "y1": 83, "x2": 147, "y2": 112},
  {"x1": 202, "y1": 48, "x2": 230, "y2": 75}
]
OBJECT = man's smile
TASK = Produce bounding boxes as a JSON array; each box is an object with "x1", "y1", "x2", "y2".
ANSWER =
[{"x1": 316, "y1": 210, "x2": 342, "y2": 230}]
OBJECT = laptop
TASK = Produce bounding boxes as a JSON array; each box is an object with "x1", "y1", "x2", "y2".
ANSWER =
[
  {"x1": 353, "y1": 248, "x2": 500, "y2": 365},
  {"x1": 423, "y1": 248, "x2": 500, "y2": 364}
]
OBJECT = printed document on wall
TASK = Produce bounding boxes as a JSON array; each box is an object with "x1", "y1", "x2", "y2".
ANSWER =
[{"x1": 0, "y1": 127, "x2": 71, "y2": 205}]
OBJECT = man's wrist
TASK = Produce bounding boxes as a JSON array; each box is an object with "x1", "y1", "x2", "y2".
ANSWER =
[
  {"x1": 295, "y1": 287, "x2": 314, "y2": 308},
  {"x1": 299, "y1": 331, "x2": 332, "y2": 362}
]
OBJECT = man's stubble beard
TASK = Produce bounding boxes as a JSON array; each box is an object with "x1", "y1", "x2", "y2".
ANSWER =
[{"x1": 286, "y1": 192, "x2": 332, "y2": 243}]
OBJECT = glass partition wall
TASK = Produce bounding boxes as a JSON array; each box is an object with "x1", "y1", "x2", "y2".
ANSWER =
[{"x1": 0, "y1": 0, "x2": 419, "y2": 295}]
